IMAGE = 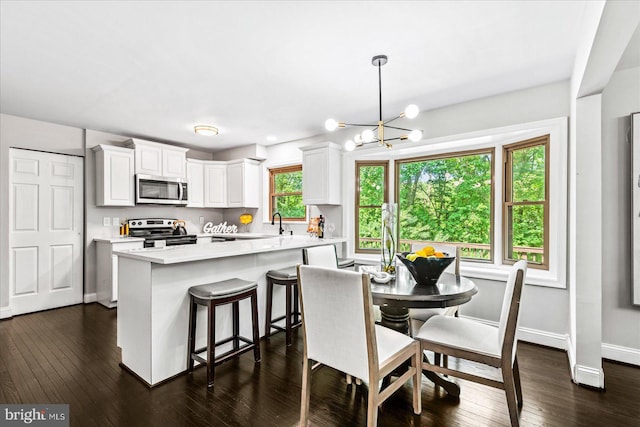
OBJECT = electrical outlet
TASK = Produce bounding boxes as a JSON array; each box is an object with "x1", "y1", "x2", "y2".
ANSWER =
[
  {"x1": 199, "y1": 216, "x2": 204, "y2": 225},
  {"x1": 112, "y1": 217, "x2": 120, "y2": 226},
  {"x1": 103, "y1": 217, "x2": 111, "y2": 226}
]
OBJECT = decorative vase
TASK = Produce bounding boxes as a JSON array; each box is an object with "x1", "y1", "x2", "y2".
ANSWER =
[{"x1": 381, "y1": 203, "x2": 397, "y2": 274}]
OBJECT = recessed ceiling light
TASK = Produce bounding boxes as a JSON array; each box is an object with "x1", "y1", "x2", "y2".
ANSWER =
[
  {"x1": 194, "y1": 125, "x2": 219, "y2": 136},
  {"x1": 266, "y1": 135, "x2": 278, "y2": 142}
]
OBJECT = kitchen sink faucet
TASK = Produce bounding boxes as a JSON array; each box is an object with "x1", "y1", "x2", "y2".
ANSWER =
[{"x1": 272, "y1": 212, "x2": 284, "y2": 235}]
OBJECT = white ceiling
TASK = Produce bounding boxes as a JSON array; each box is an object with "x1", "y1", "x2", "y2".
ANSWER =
[{"x1": 1, "y1": 1, "x2": 591, "y2": 152}]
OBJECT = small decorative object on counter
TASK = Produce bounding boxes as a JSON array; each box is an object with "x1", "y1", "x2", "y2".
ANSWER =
[
  {"x1": 239, "y1": 212, "x2": 253, "y2": 232},
  {"x1": 381, "y1": 203, "x2": 397, "y2": 274},
  {"x1": 307, "y1": 217, "x2": 319, "y2": 238},
  {"x1": 318, "y1": 215, "x2": 325, "y2": 239}
]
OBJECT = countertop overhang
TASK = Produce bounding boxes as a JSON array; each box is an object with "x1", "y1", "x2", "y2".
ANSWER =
[{"x1": 113, "y1": 236, "x2": 346, "y2": 264}]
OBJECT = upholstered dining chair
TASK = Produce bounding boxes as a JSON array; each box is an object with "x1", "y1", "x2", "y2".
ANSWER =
[
  {"x1": 302, "y1": 244, "x2": 360, "y2": 384},
  {"x1": 302, "y1": 245, "x2": 339, "y2": 268},
  {"x1": 415, "y1": 260, "x2": 528, "y2": 427},
  {"x1": 296, "y1": 265, "x2": 422, "y2": 427},
  {"x1": 408, "y1": 243, "x2": 461, "y2": 336}
]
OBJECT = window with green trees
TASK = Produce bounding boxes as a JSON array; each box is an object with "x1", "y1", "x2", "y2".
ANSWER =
[
  {"x1": 504, "y1": 136, "x2": 548, "y2": 267},
  {"x1": 355, "y1": 161, "x2": 388, "y2": 253},
  {"x1": 396, "y1": 149, "x2": 494, "y2": 260},
  {"x1": 269, "y1": 164, "x2": 306, "y2": 221}
]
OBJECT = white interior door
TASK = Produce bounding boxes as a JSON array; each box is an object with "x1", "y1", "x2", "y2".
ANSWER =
[{"x1": 9, "y1": 148, "x2": 84, "y2": 315}]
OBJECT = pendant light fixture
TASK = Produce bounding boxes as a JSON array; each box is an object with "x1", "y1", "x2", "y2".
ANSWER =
[{"x1": 324, "y1": 55, "x2": 423, "y2": 151}]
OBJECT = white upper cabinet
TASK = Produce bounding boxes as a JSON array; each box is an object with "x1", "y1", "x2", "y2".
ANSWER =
[
  {"x1": 125, "y1": 138, "x2": 188, "y2": 178},
  {"x1": 204, "y1": 162, "x2": 228, "y2": 207},
  {"x1": 301, "y1": 142, "x2": 342, "y2": 205},
  {"x1": 93, "y1": 144, "x2": 135, "y2": 206},
  {"x1": 227, "y1": 159, "x2": 260, "y2": 208},
  {"x1": 186, "y1": 159, "x2": 204, "y2": 208}
]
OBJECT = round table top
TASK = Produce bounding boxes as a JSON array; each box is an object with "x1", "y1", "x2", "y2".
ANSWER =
[{"x1": 367, "y1": 265, "x2": 478, "y2": 309}]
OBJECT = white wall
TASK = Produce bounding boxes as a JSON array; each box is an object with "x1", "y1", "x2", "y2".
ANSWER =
[
  {"x1": 84, "y1": 129, "x2": 224, "y2": 300},
  {"x1": 601, "y1": 66, "x2": 640, "y2": 362},
  {"x1": 0, "y1": 113, "x2": 85, "y2": 317}
]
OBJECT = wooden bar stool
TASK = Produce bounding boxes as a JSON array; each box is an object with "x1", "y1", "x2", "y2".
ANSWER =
[
  {"x1": 265, "y1": 267, "x2": 302, "y2": 346},
  {"x1": 187, "y1": 278, "x2": 261, "y2": 388}
]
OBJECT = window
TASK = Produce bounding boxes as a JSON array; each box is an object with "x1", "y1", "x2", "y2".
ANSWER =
[
  {"x1": 355, "y1": 161, "x2": 388, "y2": 253},
  {"x1": 503, "y1": 136, "x2": 549, "y2": 268},
  {"x1": 268, "y1": 165, "x2": 306, "y2": 221},
  {"x1": 396, "y1": 149, "x2": 494, "y2": 260}
]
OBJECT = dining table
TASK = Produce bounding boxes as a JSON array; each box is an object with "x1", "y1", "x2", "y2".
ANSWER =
[{"x1": 361, "y1": 263, "x2": 478, "y2": 397}]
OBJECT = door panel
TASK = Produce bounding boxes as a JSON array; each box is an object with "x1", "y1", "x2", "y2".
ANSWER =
[
  {"x1": 9, "y1": 148, "x2": 84, "y2": 315},
  {"x1": 13, "y1": 247, "x2": 38, "y2": 295},
  {"x1": 51, "y1": 245, "x2": 73, "y2": 290}
]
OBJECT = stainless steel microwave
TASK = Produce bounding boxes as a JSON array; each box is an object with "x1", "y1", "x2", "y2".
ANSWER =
[{"x1": 135, "y1": 174, "x2": 188, "y2": 205}]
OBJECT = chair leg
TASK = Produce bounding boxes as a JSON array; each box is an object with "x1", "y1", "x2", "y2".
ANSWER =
[
  {"x1": 300, "y1": 356, "x2": 312, "y2": 427},
  {"x1": 265, "y1": 277, "x2": 274, "y2": 338},
  {"x1": 293, "y1": 282, "x2": 300, "y2": 325},
  {"x1": 502, "y1": 360, "x2": 520, "y2": 427},
  {"x1": 367, "y1": 381, "x2": 379, "y2": 427},
  {"x1": 285, "y1": 282, "x2": 293, "y2": 346},
  {"x1": 232, "y1": 300, "x2": 240, "y2": 351},
  {"x1": 207, "y1": 302, "x2": 216, "y2": 388},
  {"x1": 513, "y1": 356, "x2": 523, "y2": 407},
  {"x1": 187, "y1": 297, "x2": 197, "y2": 372},
  {"x1": 251, "y1": 290, "x2": 261, "y2": 362},
  {"x1": 412, "y1": 342, "x2": 422, "y2": 415}
]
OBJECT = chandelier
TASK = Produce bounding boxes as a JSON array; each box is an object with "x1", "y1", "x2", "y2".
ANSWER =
[{"x1": 324, "y1": 54, "x2": 423, "y2": 151}]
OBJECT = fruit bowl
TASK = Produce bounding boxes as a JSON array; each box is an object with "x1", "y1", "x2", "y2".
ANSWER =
[{"x1": 396, "y1": 252, "x2": 455, "y2": 286}]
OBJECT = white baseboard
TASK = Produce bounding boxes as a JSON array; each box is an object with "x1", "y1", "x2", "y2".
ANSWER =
[
  {"x1": 83, "y1": 293, "x2": 97, "y2": 303},
  {"x1": 602, "y1": 342, "x2": 640, "y2": 366},
  {"x1": 575, "y1": 364, "x2": 605, "y2": 388},
  {"x1": 0, "y1": 306, "x2": 12, "y2": 320}
]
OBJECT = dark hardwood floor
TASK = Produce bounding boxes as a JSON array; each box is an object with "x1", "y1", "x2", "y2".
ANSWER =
[{"x1": 1, "y1": 303, "x2": 638, "y2": 426}]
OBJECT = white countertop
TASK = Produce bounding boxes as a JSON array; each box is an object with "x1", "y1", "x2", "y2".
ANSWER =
[
  {"x1": 113, "y1": 236, "x2": 346, "y2": 264},
  {"x1": 196, "y1": 232, "x2": 276, "y2": 239},
  {"x1": 93, "y1": 236, "x2": 145, "y2": 243}
]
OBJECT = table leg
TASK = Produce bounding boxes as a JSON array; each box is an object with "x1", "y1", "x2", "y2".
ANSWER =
[{"x1": 379, "y1": 306, "x2": 460, "y2": 397}]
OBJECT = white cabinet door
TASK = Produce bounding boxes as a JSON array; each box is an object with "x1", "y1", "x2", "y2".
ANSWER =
[
  {"x1": 227, "y1": 159, "x2": 260, "y2": 208},
  {"x1": 302, "y1": 142, "x2": 342, "y2": 205},
  {"x1": 204, "y1": 163, "x2": 227, "y2": 207},
  {"x1": 162, "y1": 147, "x2": 187, "y2": 178},
  {"x1": 186, "y1": 159, "x2": 204, "y2": 207},
  {"x1": 9, "y1": 149, "x2": 84, "y2": 315},
  {"x1": 126, "y1": 138, "x2": 188, "y2": 178},
  {"x1": 136, "y1": 144, "x2": 163, "y2": 176},
  {"x1": 93, "y1": 145, "x2": 135, "y2": 206}
]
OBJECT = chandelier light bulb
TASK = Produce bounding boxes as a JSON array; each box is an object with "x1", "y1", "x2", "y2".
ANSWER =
[
  {"x1": 325, "y1": 118, "x2": 339, "y2": 131},
  {"x1": 404, "y1": 104, "x2": 419, "y2": 119},
  {"x1": 354, "y1": 134, "x2": 363, "y2": 144},
  {"x1": 408, "y1": 129, "x2": 423, "y2": 142},
  {"x1": 344, "y1": 140, "x2": 356, "y2": 152},
  {"x1": 362, "y1": 129, "x2": 375, "y2": 143}
]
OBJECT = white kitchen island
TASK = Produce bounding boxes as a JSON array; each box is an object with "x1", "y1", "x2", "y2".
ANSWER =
[{"x1": 114, "y1": 235, "x2": 346, "y2": 386}]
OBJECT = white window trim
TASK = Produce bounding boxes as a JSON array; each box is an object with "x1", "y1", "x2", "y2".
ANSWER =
[{"x1": 342, "y1": 117, "x2": 568, "y2": 288}]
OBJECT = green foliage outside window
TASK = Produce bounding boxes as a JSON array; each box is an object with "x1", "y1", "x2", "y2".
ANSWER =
[
  {"x1": 397, "y1": 152, "x2": 493, "y2": 260},
  {"x1": 270, "y1": 166, "x2": 306, "y2": 220},
  {"x1": 357, "y1": 164, "x2": 386, "y2": 251}
]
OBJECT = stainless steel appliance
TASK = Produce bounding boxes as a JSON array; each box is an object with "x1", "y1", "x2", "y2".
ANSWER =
[
  {"x1": 136, "y1": 174, "x2": 188, "y2": 205},
  {"x1": 128, "y1": 218, "x2": 197, "y2": 248}
]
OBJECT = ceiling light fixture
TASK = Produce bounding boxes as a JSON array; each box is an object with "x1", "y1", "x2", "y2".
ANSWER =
[
  {"x1": 324, "y1": 54, "x2": 423, "y2": 152},
  {"x1": 194, "y1": 125, "x2": 219, "y2": 136}
]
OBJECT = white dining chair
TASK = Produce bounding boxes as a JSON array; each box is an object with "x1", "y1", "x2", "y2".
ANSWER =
[
  {"x1": 297, "y1": 265, "x2": 422, "y2": 427},
  {"x1": 408, "y1": 243, "x2": 461, "y2": 336},
  {"x1": 415, "y1": 260, "x2": 528, "y2": 427},
  {"x1": 302, "y1": 244, "x2": 359, "y2": 384},
  {"x1": 302, "y1": 245, "x2": 338, "y2": 268}
]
